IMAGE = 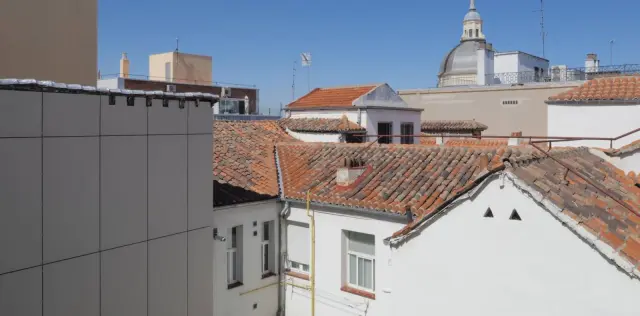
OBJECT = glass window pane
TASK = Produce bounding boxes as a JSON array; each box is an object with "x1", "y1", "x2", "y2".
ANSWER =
[
  {"x1": 349, "y1": 254, "x2": 357, "y2": 285},
  {"x1": 232, "y1": 252, "x2": 237, "y2": 281},
  {"x1": 263, "y1": 222, "x2": 270, "y2": 241},
  {"x1": 348, "y1": 231, "x2": 375, "y2": 256},
  {"x1": 291, "y1": 261, "x2": 299, "y2": 269},
  {"x1": 358, "y1": 257, "x2": 365, "y2": 287},
  {"x1": 363, "y1": 259, "x2": 373, "y2": 289},
  {"x1": 231, "y1": 227, "x2": 237, "y2": 248},
  {"x1": 263, "y1": 244, "x2": 269, "y2": 271},
  {"x1": 303, "y1": 264, "x2": 309, "y2": 272}
]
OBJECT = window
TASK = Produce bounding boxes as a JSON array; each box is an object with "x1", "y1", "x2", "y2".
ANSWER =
[
  {"x1": 400, "y1": 123, "x2": 414, "y2": 144},
  {"x1": 377, "y1": 122, "x2": 392, "y2": 144},
  {"x1": 227, "y1": 225, "x2": 243, "y2": 286},
  {"x1": 286, "y1": 221, "x2": 310, "y2": 275},
  {"x1": 261, "y1": 221, "x2": 275, "y2": 276},
  {"x1": 346, "y1": 133, "x2": 365, "y2": 143},
  {"x1": 475, "y1": 29, "x2": 479, "y2": 37},
  {"x1": 345, "y1": 231, "x2": 375, "y2": 292},
  {"x1": 468, "y1": 29, "x2": 473, "y2": 37}
]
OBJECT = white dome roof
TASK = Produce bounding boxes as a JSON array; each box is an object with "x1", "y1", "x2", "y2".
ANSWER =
[{"x1": 464, "y1": 10, "x2": 481, "y2": 21}]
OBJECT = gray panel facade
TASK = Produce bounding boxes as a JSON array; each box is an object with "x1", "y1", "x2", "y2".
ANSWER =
[
  {"x1": 149, "y1": 233, "x2": 188, "y2": 316},
  {"x1": 0, "y1": 89, "x2": 213, "y2": 316},
  {"x1": 101, "y1": 243, "x2": 147, "y2": 316},
  {"x1": 148, "y1": 135, "x2": 188, "y2": 238},
  {"x1": 0, "y1": 90, "x2": 42, "y2": 137},
  {"x1": 100, "y1": 136, "x2": 147, "y2": 249},
  {"x1": 0, "y1": 267, "x2": 42, "y2": 316},
  {"x1": 43, "y1": 93, "x2": 100, "y2": 137},
  {"x1": 0, "y1": 138, "x2": 42, "y2": 274},
  {"x1": 43, "y1": 137, "x2": 100, "y2": 263},
  {"x1": 43, "y1": 254, "x2": 100, "y2": 316}
]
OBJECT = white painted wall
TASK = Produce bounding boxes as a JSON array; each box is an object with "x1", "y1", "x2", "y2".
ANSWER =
[
  {"x1": 364, "y1": 109, "x2": 421, "y2": 144},
  {"x1": 390, "y1": 176, "x2": 640, "y2": 316},
  {"x1": 289, "y1": 110, "x2": 360, "y2": 124},
  {"x1": 493, "y1": 53, "x2": 519, "y2": 74},
  {"x1": 286, "y1": 129, "x2": 343, "y2": 143},
  {"x1": 593, "y1": 149, "x2": 640, "y2": 175},
  {"x1": 353, "y1": 84, "x2": 408, "y2": 108},
  {"x1": 97, "y1": 78, "x2": 124, "y2": 89},
  {"x1": 212, "y1": 200, "x2": 281, "y2": 316},
  {"x1": 283, "y1": 203, "x2": 405, "y2": 316},
  {"x1": 548, "y1": 103, "x2": 640, "y2": 148}
]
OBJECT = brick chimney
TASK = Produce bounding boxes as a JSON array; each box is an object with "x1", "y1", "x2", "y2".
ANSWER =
[
  {"x1": 509, "y1": 131, "x2": 522, "y2": 146},
  {"x1": 336, "y1": 157, "x2": 367, "y2": 187}
]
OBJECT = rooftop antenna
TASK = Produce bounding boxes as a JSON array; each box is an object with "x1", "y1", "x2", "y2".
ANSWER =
[
  {"x1": 533, "y1": 0, "x2": 547, "y2": 58},
  {"x1": 292, "y1": 61, "x2": 297, "y2": 101},
  {"x1": 609, "y1": 39, "x2": 615, "y2": 65},
  {"x1": 175, "y1": 37, "x2": 179, "y2": 53},
  {"x1": 301, "y1": 52, "x2": 312, "y2": 92}
]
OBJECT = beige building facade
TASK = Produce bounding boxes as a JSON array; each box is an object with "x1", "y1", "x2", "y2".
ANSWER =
[
  {"x1": 149, "y1": 52, "x2": 213, "y2": 85},
  {"x1": 0, "y1": 0, "x2": 97, "y2": 85},
  {"x1": 398, "y1": 82, "x2": 581, "y2": 136}
]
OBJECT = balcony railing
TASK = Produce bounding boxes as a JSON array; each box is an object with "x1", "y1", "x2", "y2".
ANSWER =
[
  {"x1": 486, "y1": 64, "x2": 640, "y2": 86},
  {"x1": 99, "y1": 73, "x2": 257, "y2": 89},
  {"x1": 437, "y1": 64, "x2": 640, "y2": 87}
]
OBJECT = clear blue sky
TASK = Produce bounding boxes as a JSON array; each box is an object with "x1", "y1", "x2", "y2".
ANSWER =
[{"x1": 99, "y1": 0, "x2": 639, "y2": 115}]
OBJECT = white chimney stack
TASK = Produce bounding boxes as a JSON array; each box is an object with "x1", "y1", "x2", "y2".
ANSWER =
[
  {"x1": 585, "y1": 53, "x2": 599, "y2": 73},
  {"x1": 509, "y1": 131, "x2": 522, "y2": 146}
]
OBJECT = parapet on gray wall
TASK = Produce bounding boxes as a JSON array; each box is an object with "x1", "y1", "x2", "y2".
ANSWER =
[{"x1": 0, "y1": 88, "x2": 213, "y2": 316}]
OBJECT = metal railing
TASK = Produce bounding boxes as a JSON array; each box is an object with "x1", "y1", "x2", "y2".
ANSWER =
[
  {"x1": 99, "y1": 73, "x2": 257, "y2": 88},
  {"x1": 437, "y1": 64, "x2": 640, "y2": 87}
]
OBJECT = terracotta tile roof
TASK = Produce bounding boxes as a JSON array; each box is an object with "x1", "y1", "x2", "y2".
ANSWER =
[
  {"x1": 418, "y1": 136, "x2": 507, "y2": 147},
  {"x1": 213, "y1": 120, "x2": 295, "y2": 206},
  {"x1": 279, "y1": 116, "x2": 365, "y2": 133},
  {"x1": 602, "y1": 139, "x2": 640, "y2": 157},
  {"x1": 287, "y1": 85, "x2": 378, "y2": 109},
  {"x1": 276, "y1": 143, "x2": 640, "y2": 267},
  {"x1": 421, "y1": 120, "x2": 488, "y2": 133},
  {"x1": 548, "y1": 76, "x2": 640, "y2": 102}
]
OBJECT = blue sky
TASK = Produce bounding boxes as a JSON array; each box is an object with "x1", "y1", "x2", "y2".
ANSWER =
[{"x1": 99, "y1": 0, "x2": 638, "y2": 115}]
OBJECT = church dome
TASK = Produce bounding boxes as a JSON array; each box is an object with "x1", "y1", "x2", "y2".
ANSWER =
[
  {"x1": 464, "y1": 10, "x2": 481, "y2": 21},
  {"x1": 438, "y1": 40, "x2": 482, "y2": 76}
]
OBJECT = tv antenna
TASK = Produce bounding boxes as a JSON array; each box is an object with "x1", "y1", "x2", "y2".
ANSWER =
[
  {"x1": 533, "y1": 0, "x2": 547, "y2": 58},
  {"x1": 301, "y1": 52, "x2": 312, "y2": 92},
  {"x1": 292, "y1": 61, "x2": 297, "y2": 101}
]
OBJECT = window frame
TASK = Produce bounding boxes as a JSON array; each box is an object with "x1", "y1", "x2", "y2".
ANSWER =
[
  {"x1": 345, "y1": 231, "x2": 376, "y2": 292},
  {"x1": 288, "y1": 260, "x2": 310, "y2": 274},
  {"x1": 400, "y1": 122, "x2": 414, "y2": 144},
  {"x1": 261, "y1": 221, "x2": 275, "y2": 275},
  {"x1": 377, "y1": 122, "x2": 393, "y2": 144},
  {"x1": 227, "y1": 226, "x2": 239, "y2": 285}
]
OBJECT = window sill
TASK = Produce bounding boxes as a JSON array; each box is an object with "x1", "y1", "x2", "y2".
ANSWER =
[
  {"x1": 227, "y1": 281, "x2": 243, "y2": 290},
  {"x1": 262, "y1": 272, "x2": 277, "y2": 280},
  {"x1": 341, "y1": 285, "x2": 375, "y2": 300},
  {"x1": 285, "y1": 270, "x2": 310, "y2": 281}
]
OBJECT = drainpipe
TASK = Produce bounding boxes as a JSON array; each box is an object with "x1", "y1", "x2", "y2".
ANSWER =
[
  {"x1": 277, "y1": 201, "x2": 290, "y2": 316},
  {"x1": 306, "y1": 191, "x2": 316, "y2": 316}
]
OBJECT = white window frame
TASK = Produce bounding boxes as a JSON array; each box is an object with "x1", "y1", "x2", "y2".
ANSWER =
[
  {"x1": 261, "y1": 221, "x2": 274, "y2": 275},
  {"x1": 346, "y1": 250, "x2": 375, "y2": 292},
  {"x1": 227, "y1": 226, "x2": 240, "y2": 285},
  {"x1": 288, "y1": 260, "x2": 310, "y2": 274}
]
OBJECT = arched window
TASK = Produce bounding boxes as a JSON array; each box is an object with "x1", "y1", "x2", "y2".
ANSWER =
[
  {"x1": 475, "y1": 29, "x2": 479, "y2": 37},
  {"x1": 468, "y1": 29, "x2": 473, "y2": 37}
]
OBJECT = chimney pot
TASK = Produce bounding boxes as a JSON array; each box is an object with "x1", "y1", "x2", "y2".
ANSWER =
[{"x1": 509, "y1": 131, "x2": 522, "y2": 146}]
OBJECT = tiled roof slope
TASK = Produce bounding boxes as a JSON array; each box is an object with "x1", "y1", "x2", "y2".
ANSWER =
[
  {"x1": 287, "y1": 85, "x2": 378, "y2": 109},
  {"x1": 277, "y1": 143, "x2": 640, "y2": 266},
  {"x1": 213, "y1": 120, "x2": 295, "y2": 206},
  {"x1": 548, "y1": 76, "x2": 640, "y2": 102},
  {"x1": 603, "y1": 139, "x2": 640, "y2": 157},
  {"x1": 418, "y1": 137, "x2": 507, "y2": 147},
  {"x1": 421, "y1": 120, "x2": 488, "y2": 133},
  {"x1": 279, "y1": 116, "x2": 365, "y2": 133}
]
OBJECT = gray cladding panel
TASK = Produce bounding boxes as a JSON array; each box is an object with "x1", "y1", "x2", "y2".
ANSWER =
[
  {"x1": 0, "y1": 267, "x2": 42, "y2": 316},
  {"x1": 101, "y1": 95, "x2": 147, "y2": 135},
  {"x1": 100, "y1": 136, "x2": 147, "y2": 249},
  {"x1": 0, "y1": 138, "x2": 42, "y2": 274},
  {"x1": 0, "y1": 90, "x2": 42, "y2": 137},
  {"x1": 148, "y1": 99, "x2": 187, "y2": 135},
  {"x1": 43, "y1": 93, "x2": 99, "y2": 136},
  {"x1": 188, "y1": 228, "x2": 213, "y2": 316},
  {"x1": 187, "y1": 100, "x2": 213, "y2": 134},
  {"x1": 43, "y1": 254, "x2": 99, "y2": 316},
  {"x1": 43, "y1": 137, "x2": 99, "y2": 263},
  {"x1": 148, "y1": 135, "x2": 187, "y2": 238},
  {"x1": 188, "y1": 134, "x2": 213, "y2": 229},
  {"x1": 149, "y1": 233, "x2": 188, "y2": 316},
  {"x1": 101, "y1": 243, "x2": 147, "y2": 316}
]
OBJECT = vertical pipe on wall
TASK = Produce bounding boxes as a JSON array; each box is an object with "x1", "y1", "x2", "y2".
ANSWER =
[{"x1": 306, "y1": 191, "x2": 316, "y2": 316}]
